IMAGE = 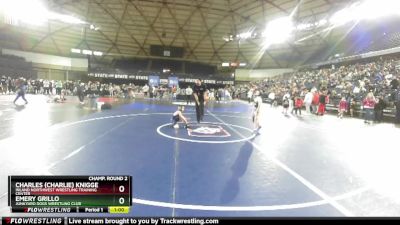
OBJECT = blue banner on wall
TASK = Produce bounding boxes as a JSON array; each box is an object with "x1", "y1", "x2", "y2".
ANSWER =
[
  {"x1": 168, "y1": 77, "x2": 179, "y2": 88},
  {"x1": 148, "y1": 75, "x2": 160, "y2": 87}
]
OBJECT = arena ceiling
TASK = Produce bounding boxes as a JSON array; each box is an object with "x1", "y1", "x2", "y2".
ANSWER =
[{"x1": 0, "y1": 0, "x2": 356, "y2": 68}]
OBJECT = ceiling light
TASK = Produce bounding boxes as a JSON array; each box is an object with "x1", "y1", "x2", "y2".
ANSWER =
[
  {"x1": 93, "y1": 51, "x2": 103, "y2": 56},
  {"x1": 0, "y1": 0, "x2": 48, "y2": 25},
  {"x1": 0, "y1": 0, "x2": 87, "y2": 26},
  {"x1": 71, "y1": 48, "x2": 81, "y2": 53},
  {"x1": 221, "y1": 62, "x2": 230, "y2": 67},
  {"x1": 238, "y1": 31, "x2": 252, "y2": 39},
  {"x1": 262, "y1": 17, "x2": 294, "y2": 45},
  {"x1": 82, "y1": 50, "x2": 93, "y2": 55}
]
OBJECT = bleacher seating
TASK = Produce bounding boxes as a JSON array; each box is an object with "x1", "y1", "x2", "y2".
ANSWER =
[{"x1": 0, "y1": 54, "x2": 36, "y2": 78}]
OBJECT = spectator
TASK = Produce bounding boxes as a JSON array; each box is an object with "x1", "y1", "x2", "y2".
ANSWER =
[
  {"x1": 318, "y1": 90, "x2": 327, "y2": 116},
  {"x1": 390, "y1": 76, "x2": 399, "y2": 90},
  {"x1": 56, "y1": 80, "x2": 63, "y2": 95},
  {"x1": 142, "y1": 84, "x2": 149, "y2": 97},
  {"x1": 374, "y1": 96, "x2": 387, "y2": 122},
  {"x1": 338, "y1": 97, "x2": 347, "y2": 119},
  {"x1": 282, "y1": 95, "x2": 290, "y2": 115},
  {"x1": 0, "y1": 76, "x2": 7, "y2": 94},
  {"x1": 304, "y1": 89, "x2": 313, "y2": 114},
  {"x1": 215, "y1": 88, "x2": 220, "y2": 103},
  {"x1": 312, "y1": 91, "x2": 320, "y2": 114},
  {"x1": 395, "y1": 89, "x2": 400, "y2": 124},
  {"x1": 363, "y1": 92, "x2": 377, "y2": 124},
  {"x1": 76, "y1": 83, "x2": 85, "y2": 105},
  {"x1": 13, "y1": 78, "x2": 28, "y2": 105},
  {"x1": 268, "y1": 91, "x2": 276, "y2": 107},
  {"x1": 294, "y1": 96, "x2": 303, "y2": 116},
  {"x1": 186, "y1": 86, "x2": 193, "y2": 105},
  {"x1": 247, "y1": 88, "x2": 253, "y2": 103}
]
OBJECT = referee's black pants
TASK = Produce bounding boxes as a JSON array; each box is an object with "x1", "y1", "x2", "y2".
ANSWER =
[
  {"x1": 195, "y1": 100, "x2": 204, "y2": 123},
  {"x1": 78, "y1": 93, "x2": 85, "y2": 102}
]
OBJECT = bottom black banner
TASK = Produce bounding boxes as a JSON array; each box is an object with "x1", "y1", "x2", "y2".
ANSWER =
[
  {"x1": 2, "y1": 217, "x2": 64, "y2": 225},
  {"x1": 2, "y1": 217, "x2": 400, "y2": 225}
]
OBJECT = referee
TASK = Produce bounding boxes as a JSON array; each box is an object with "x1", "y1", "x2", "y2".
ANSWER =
[{"x1": 193, "y1": 79, "x2": 208, "y2": 123}]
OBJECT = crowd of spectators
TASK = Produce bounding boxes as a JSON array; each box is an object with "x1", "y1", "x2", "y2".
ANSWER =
[
  {"x1": 0, "y1": 76, "x2": 143, "y2": 99},
  {"x1": 238, "y1": 55, "x2": 400, "y2": 123},
  {"x1": 2, "y1": 54, "x2": 400, "y2": 123},
  {"x1": 0, "y1": 75, "x2": 238, "y2": 103}
]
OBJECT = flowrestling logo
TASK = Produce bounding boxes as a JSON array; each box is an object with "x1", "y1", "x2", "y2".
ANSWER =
[{"x1": 187, "y1": 125, "x2": 231, "y2": 137}]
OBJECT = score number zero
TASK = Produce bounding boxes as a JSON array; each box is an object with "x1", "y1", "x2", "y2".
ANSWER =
[{"x1": 116, "y1": 184, "x2": 128, "y2": 205}]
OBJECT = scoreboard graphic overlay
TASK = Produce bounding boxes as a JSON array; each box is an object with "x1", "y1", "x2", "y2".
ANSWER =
[{"x1": 8, "y1": 176, "x2": 132, "y2": 213}]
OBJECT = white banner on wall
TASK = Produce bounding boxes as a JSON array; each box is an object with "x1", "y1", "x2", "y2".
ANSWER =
[{"x1": 2, "y1": 48, "x2": 88, "y2": 70}]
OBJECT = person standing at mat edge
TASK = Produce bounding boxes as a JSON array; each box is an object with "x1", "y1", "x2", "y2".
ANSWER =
[
  {"x1": 193, "y1": 79, "x2": 208, "y2": 123},
  {"x1": 253, "y1": 90, "x2": 263, "y2": 133},
  {"x1": 13, "y1": 78, "x2": 28, "y2": 105}
]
